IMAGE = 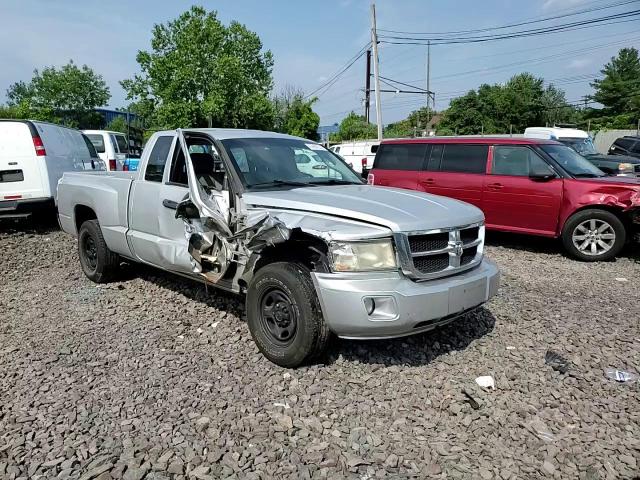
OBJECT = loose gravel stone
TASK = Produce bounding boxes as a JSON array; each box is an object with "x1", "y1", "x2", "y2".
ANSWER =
[{"x1": 0, "y1": 224, "x2": 639, "y2": 479}]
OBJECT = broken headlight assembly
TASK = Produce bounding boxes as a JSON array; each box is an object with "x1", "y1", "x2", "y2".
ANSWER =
[{"x1": 329, "y1": 239, "x2": 397, "y2": 272}]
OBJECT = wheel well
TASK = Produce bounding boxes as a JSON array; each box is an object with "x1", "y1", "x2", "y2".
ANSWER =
[
  {"x1": 253, "y1": 231, "x2": 330, "y2": 275},
  {"x1": 564, "y1": 205, "x2": 629, "y2": 231},
  {"x1": 75, "y1": 205, "x2": 97, "y2": 233}
]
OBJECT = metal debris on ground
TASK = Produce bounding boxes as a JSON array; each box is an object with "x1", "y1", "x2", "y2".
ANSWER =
[
  {"x1": 462, "y1": 389, "x2": 480, "y2": 410},
  {"x1": 545, "y1": 350, "x2": 570, "y2": 374},
  {"x1": 604, "y1": 368, "x2": 639, "y2": 383}
]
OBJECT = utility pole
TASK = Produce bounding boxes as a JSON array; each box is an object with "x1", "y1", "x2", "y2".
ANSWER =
[
  {"x1": 370, "y1": 3, "x2": 383, "y2": 140},
  {"x1": 426, "y1": 41, "x2": 431, "y2": 125},
  {"x1": 365, "y1": 49, "x2": 371, "y2": 123}
]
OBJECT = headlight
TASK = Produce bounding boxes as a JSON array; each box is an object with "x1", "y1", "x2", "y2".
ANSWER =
[
  {"x1": 618, "y1": 163, "x2": 634, "y2": 174},
  {"x1": 330, "y1": 239, "x2": 397, "y2": 272}
]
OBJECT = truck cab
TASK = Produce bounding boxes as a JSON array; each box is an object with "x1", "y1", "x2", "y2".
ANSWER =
[{"x1": 57, "y1": 129, "x2": 499, "y2": 367}]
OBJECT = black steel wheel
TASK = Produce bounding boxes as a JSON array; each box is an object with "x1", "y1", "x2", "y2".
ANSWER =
[
  {"x1": 77, "y1": 219, "x2": 120, "y2": 283},
  {"x1": 259, "y1": 288, "x2": 298, "y2": 345},
  {"x1": 247, "y1": 262, "x2": 330, "y2": 368}
]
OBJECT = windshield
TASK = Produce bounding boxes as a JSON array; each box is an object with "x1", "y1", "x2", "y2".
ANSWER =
[
  {"x1": 559, "y1": 137, "x2": 598, "y2": 156},
  {"x1": 221, "y1": 137, "x2": 363, "y2": 189},
  {"x1": 540, "y1": 144, "x2": 606, "y2": 178}
]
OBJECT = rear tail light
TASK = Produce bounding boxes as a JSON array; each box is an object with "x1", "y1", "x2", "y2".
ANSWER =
[
  {"x1": 361, "y1": 158, "x2": 368, "y2": 169},
  {"x1": 367, "y1": 173, "x2": 374, "y2": 185},
  {"x1": 4, "y1": 195, "x2": 23, "y2": 200},
  {"x1": 109, "y1": 159, "x2": 117, "y2": 171},
  {"x1": 32, "y1": 136, "x2": 46, "y2": 156},
  {"x1": 123, "y1": 163, "x2": 129, "y2": 172}
]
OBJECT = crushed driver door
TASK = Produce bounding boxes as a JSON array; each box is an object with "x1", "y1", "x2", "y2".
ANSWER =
[{"x1": 174, "y1": 130, "x2": 290, "y2": 287}]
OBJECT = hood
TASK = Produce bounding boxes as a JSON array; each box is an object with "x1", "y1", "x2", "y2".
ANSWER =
[
  {"x1": 243, "y1": 184, "x2": 484, "y2": 232},
  {"x1": 586, "y1": 153, "x2": 640, "y2": 164},
  {"x1": 580, "y1": 176, "x2": 640, "y2": 186}
]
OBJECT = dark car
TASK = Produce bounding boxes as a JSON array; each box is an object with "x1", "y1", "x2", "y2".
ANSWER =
[
  {"x1": 609, "y1": 135, "x2": 640, "y2": 161},
  {"x1": 560, "y1": 136, "x2": 640, "y2": 177}
]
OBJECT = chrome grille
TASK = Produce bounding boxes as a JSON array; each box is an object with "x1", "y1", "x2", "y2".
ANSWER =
[
  {"x1": 396, "y1": 222, "x2": 484, "y2": 280},
  {"x1": 408, "y1": 232, "x2": 448, "y2": 252},
  {"x1": 413, "y1": 253, "x2": 450, "y2": 274}
]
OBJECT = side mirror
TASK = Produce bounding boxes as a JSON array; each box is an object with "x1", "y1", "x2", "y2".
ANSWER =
[{"x1": 529, "y1": 169, "x2": 556, "y2": 181}]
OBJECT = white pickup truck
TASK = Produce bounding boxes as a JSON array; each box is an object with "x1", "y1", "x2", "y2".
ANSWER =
[{"x1": 58, "y1": 129, "x2": 499, "y2": 367}]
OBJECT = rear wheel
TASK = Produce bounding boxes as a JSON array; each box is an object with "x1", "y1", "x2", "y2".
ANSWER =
[
  {"x1": 247, "y1": 262, "x2": 330, "y2": 368},
  {"x1": 78, "y1": 219, "x2": 120, "y2": 282},
  {"x1": 561, "y1": 209, "x2": 626, "y2": 261}
]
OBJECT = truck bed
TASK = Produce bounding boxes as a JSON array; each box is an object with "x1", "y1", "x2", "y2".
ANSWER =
[{"x1": 57, "y1": 171, "x2": 137, "y2": 258}]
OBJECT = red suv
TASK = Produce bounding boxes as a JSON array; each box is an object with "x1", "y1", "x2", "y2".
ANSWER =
[{"x1": 368, "y1": 137, "x2": 640, "y2": 261}]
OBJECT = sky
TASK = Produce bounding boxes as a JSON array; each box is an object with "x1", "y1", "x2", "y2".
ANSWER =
[{"x1": 0, "y1": 0, "x2": 638, "y2": 126}]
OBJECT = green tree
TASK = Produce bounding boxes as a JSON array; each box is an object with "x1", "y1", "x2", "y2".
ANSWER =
[
  {"x1": 438, "y1": 73, "x2": 575, "y2": 134},
  {"x1": 121, "y1": 6, "x2": 274, "y2": 130},
  {"x1": 330, "y1": 112, "x2": 377, "y2": 142},
  {"x1": 272, "y1": 86, "x2": 320, "y2": 139},
  {"x1": 6, "y1": 60, "x2": 109, "y2": 113},
  {"x1": 106, "y1": 116, "x2": 128, "y2": 134},
  {"x1": 591, "y1": 47, "x2": 640, "y2": 118},
  {"x1": 283, "y1": 97, "x2": 320, "y2": 140}
]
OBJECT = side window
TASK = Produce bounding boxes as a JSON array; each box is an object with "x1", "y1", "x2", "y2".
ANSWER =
[
  {"x1": 374, "y1": 144, "x2": 428, "y2": 170},
  {"x1": 440, "y1": 145, "x2": 488, "y2": 174},
  {"x1": 168, "y1": 144, "x2": 187, "y2": 186},
  {"x1": 145, "y1": 136, "x2": 173, "y2": 182},
  {"x1": 492, "y1": 146, "x2": 551, "y2": 176},
  {"x1": 425, "y1": 144, "x2": 442, "y2": 171},
  {"x1": 613, "y1": 138, "x2": 633, "y2": 151},
  {"x1": 631, "y1": 141, "x2": 640, "y2": 153},
  {"x1": 87, "y1": 134, "x2": 105, "y2": 153},
  {"x1": 370, "y1": 144, "x2": 379, "y2": 154}
]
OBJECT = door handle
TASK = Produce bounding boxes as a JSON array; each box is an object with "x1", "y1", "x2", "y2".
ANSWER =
[
  {"x1": 422, "y1": 178, "x2": 435, "y2": 185},
  {"x1": 162, "y1": 199, "x2": 178, "y2": 210},
  {"x1": 487, "y1": 182, "x2": 503, "y2": 190}
]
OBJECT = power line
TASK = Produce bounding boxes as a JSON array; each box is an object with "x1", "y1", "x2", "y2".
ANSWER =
[
  {"x1": 377, "y1": 0, "x2": 637, "y2": 36},
  {"x1": 304, "y1": 43, "x2": 370, "y2": 99},
  {"x1": 378, "y1": 11, "x2": 640, "y2": 45},
  {"x1": 402, "y1": 34, "x2": 640, "y2": 83}
]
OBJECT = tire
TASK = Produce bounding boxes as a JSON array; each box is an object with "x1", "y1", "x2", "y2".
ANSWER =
[
  {"x1": 561, "y1": 209, "x2": 626, "y2": 262},
  {"x1": 246, "y1": 262, "x2": 330, "y2": 368},
  {"x1": 78, "y1": 219, "x2": 120, "y2": 283}
]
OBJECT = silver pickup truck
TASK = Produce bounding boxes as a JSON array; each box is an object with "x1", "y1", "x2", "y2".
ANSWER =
[{"x1": 58, "y1": 129, "x2": 499, "y2": 367}]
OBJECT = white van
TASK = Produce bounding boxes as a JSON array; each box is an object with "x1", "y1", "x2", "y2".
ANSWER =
[
  {"x1": 330, "y1": 140, "x2": 380, "y2": 173},
  {"x1": 524, "y1": 126, "x2": 595, "y2": 154},
  {"x1": 83, "y1": 130, "x2": 129, "y2": 171},
  {"x1": 0, "y1": 120, "x2": 99, "y2": 219}
]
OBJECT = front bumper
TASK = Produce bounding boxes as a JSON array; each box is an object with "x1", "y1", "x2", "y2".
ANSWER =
[{"x1": 312, "y1": 258, "x2": 499, "y2": 339}]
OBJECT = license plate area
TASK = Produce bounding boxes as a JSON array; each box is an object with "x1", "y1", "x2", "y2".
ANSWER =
[{"x1": 448, "y1": 278, "x2": 487, "y2": 314}]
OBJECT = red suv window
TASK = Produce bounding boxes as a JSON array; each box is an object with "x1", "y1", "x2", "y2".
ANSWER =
[
  {"x1": 374, "y1": 143, "x2": 428, "y2": 170},
  {"x1": 440, "y1": 144, "x2": 488, "y2": 174}
]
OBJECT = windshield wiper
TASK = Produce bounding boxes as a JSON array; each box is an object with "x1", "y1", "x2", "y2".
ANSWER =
[
  {"x1": 247, "y1": 179, "x2": 316, "y2": 189},
  {"x1": 573, "y1": 172, "x2": 605, "y2": 178},
  {"x1": 310, "y1": 179, "x2": 362, "y2": 185}
]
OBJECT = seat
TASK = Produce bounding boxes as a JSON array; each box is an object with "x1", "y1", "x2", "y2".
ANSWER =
[{"x1": 190, "y1": 152, "x2": 225, "y2": 190}]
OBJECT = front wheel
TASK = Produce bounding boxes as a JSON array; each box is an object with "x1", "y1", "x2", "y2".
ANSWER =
[
  {"x1": 561, "y1": 209, "x2": 626, "y2": 261},
  {"x1": 246, "y1": 262, "x2": 330, "y2": 368}
]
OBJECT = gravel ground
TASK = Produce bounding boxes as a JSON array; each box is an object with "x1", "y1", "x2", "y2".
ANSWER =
[{"x1": 1, "y1": 222, "x2": 639, "y2": 480}]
